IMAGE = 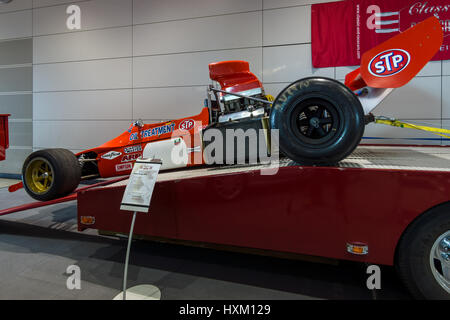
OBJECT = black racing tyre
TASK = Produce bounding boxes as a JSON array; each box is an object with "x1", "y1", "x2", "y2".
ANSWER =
[
  {"x1": 396, "y1": 203, "x2": 450, "y2": 299},
  {"x1": 22, "y1": 148, "x2": 81, "y2": 201},
  {"x1": 269, "y1": 77, "x2": 365, "y2": 165}
]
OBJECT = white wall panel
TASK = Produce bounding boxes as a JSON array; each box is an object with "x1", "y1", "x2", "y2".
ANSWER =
[
  {"x1": 0, "y1": 67, "x2": 32, "y2": 92},
  {"x1": 134, "y1": 12, "x2": 262, "y2": 56},
  {"x1": 0, "y1": 149, "x2": 32, "y2": 174},
  {"x1": 442, "y1": 77, "x2": 450, "y2": 119},
  {"x1": 264, "y1": 0, "x2": 341, "y2": 10},
  {"x1": 33, "y1": 0, "x2": 85, "y2": 8},
  {"x1": 0, "y1": 10, "x2": 32, "y2": 40},
  {"x1": 335, "y1": 66, "x2": 358, "y2": 80},
  {"x1": 134, "y1": 86, "x2": 207, "y2": 120},
  {"x1": 0, "y1": 94, "x2": 32, "y2": 119},
  {"x1": 263, "y1": 83, "x2": 290, "y2": 98},
  {"x1": 263, "y1": 6, "x2": 310, "y2": 46},
  {"x1": 33, "y1": 120, "x2": 131, "y2": 150},
  {"x1": 33, "y1": 90, "x2": 132, "y2": 120},
  {"x1": 0, "y1": 0, "x2": 32, "y2": 13},
  {"x1": 34, "y1": 27, "x2": 132, "y2": 64},
  {"x1": 33, "y1": 58, "x2": 132, "y2": 92},
  {"x1": 133, "y1": 0, "x2": 262, "y2": 24},
  {"x1": 134, "y1": 48, "x2": 262, "y2": 88},
  {"x1": 0, "y1": 38, "x2": 32, "y2": 66},
  {"x1": 8, "y1": 121, "x2": 32, "y2": 147},
  {"x1": 263, "y1": 44, "x2": 333, "y2": 83},
  {"x1": 443, "y1": 60, "x2": 450, "y2": 76},
  {"x1": 370, "y1": 77, "x2": 441, "y2": 119},
  {"x1": 363, "y1": 120, "x2": 442, "y2": 145},
  {"x1": 441, "y1": 120, "x2": 450, "y2": 145},
  {"x1": 33, "y1": 0, "x2": 132, "y2": 36},
  {"x1": 417, "y1": 61, "x2": 442, "y2": 77}
]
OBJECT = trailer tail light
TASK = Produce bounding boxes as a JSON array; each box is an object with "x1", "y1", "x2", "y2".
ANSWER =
[
  {"x1": 346, "y1": 243, "x2": 369, "y2": 255},
  {"x1": 80, "y1": 216, "x2": 95, "y2": 225}
]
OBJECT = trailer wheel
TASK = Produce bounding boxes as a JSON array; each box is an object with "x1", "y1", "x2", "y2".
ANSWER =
[
  {"x1": 396, "y1": 203, "x2": 450, "y2": 299},
  {"x1": 22, "y1": 149, "x2": 81, "y2": 201},
  {"x1": 269, "y1": 77, "x2": 364, "y2": 165}
]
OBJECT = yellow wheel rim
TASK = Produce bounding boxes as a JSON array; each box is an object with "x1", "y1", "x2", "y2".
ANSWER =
[{"x1": 24, "y1": 157, "x2": 54, "y2": 194}]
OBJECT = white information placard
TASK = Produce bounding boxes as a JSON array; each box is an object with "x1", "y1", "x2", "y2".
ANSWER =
[{"x1": 120, "y1": 158, "x2": 162, "y2": 213}]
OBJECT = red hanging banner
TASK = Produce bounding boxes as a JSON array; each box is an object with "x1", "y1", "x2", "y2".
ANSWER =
[{"x1": 311, "y1": 0, "x2": 450, "y2": 68}]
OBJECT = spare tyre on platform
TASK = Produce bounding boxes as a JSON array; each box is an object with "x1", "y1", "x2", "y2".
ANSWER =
[
  {"x1": 22, "y1": 148, "x2": 81, "y2": 201},
  {"x1": 269, "y1": 77, "x2": 365, "y2": 166}
]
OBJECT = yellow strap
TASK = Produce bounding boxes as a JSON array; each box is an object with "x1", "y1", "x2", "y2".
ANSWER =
[
  {"x1": 266, "y1": 95, "x2": 275, "y2": 102},
  {"x1": 375, "y1": 118, "x2": 450, "y2": 139}
]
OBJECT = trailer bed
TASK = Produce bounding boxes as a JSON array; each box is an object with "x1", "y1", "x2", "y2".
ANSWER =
[
  {"x1": 104, "y1": 146, "x2": 450, "y2": 188},
  {"x1": 77, "y1": 145, "x2": 450, "y2": 266}
]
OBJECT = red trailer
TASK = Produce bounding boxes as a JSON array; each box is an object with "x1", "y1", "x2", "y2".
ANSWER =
[
  {"x1": 0, "y1": 114, "x2": 10, "y2": 161},
  {"x1": 77, "y1": 145, "x2": 450, "y2": 299}
]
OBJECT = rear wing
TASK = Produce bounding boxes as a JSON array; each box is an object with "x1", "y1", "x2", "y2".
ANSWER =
[{"x1": 345, "y1": 17, "x2": 443, "y2": 114}]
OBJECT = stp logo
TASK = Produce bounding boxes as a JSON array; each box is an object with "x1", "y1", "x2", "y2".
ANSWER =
[
  {"x1": 369, "y1": 49, "x2": 411, "y2": 77},
  {"x1": 179, "y1": 119, "x2": 195, "y2": 131}
]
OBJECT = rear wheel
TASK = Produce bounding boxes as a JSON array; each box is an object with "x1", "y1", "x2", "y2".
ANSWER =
[
  {"x1": 396, "y1": 203, "x2": 450, "y2": 299},
  {"x1": 269, "y1": 77, "x2": 365, "y2": 165},
  {"x1": 22, "y1": 149, "x2": 81, "y2": 201}
]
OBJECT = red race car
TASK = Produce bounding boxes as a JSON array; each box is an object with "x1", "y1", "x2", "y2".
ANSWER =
[{"x1": 21, "y1": 17, "x2": 443, "y2": 201}]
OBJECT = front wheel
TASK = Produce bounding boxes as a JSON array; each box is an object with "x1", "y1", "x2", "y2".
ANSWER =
[
  {"x1": 269, "y1": 77, "x2": 365, "y2": 166},
  {"x1": 22, "y1": 148, "x2": 81, "y2": 201}
]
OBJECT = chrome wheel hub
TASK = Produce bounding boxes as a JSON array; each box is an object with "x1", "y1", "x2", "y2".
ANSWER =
[
  {"x1": 430, "y1": 231, "x2": 450, "y2": 294},
  {"x1": 310, "y1": 117, "x2": 320, "y2": 128}
]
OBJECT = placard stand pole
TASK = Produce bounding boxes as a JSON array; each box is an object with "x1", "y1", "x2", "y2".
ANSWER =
[
  {"x1": 114, "y1": 158, "x2": 163, "y2": 301},
  {"x1": 122, "y1": 211, "x2": 137, "y2": 301}
]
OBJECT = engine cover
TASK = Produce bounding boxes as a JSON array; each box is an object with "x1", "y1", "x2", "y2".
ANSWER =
[{"x1": 209, "y1": 60, "x2": 263, "y2": 95}]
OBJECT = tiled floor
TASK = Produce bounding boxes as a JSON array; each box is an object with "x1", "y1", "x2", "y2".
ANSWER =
[{"x1": 0, "y1": 187, "x2": 412, "y2": 300}]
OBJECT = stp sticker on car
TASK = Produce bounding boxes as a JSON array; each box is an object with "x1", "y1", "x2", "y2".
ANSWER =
[
  {"x1": 179, "y1": 119, "x2": 195, "y2": 131},
  {"x1": 124, "y1": 145, "x2": 142, "y2": 154},
  {"x1": 101, "y1": 151, "x2": 122, "y2": 160},
  {"x1": 116, "y1": 163, "x2": 133, "y2": 172},
  {"x1": 121, "y1": 153, "x2": 142, "y2": 162},
  {"x1": 368, "y1": 49, "x2": 411, "y2": 77}
]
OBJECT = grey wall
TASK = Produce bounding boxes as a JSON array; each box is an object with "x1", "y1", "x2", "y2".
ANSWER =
[
  {"x1": 0, "y1": 39, "x2": 32, "y2": 174},
  {"x1": 0, "y1": 0, "x2": 33, "y2": 175},
  {"x1": 0, "y1": 0, "x2": 449, "y2": 174}
]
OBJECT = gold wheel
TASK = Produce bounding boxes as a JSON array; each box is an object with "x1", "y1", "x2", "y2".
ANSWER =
[{"x1": 24, "y1": 157, "x2": 54, "y2": 195}]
